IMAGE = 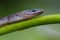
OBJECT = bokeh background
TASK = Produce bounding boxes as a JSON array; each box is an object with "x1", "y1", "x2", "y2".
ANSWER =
[{"x1": 0, "y1": 0, "x2": 60, "y2": 40}]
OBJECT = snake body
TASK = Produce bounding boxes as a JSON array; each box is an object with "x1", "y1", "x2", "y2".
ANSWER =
[{"x1": 0, "y1": 9, "x2": 43, "y2": 26}]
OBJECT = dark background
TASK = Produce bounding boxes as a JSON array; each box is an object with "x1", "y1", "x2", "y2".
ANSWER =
[{"x1": 0, "y1": 0, "x2": 60, "y2": 17}]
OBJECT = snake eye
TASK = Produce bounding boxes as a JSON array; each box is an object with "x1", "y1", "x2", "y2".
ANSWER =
[{"x1": 32, "y1": 10, "x2": 36, "y2": 12}]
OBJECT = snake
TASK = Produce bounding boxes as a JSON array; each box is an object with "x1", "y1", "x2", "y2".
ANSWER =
[{"x1": 0, "y1": 9, "x2": 43, "y2": 27}]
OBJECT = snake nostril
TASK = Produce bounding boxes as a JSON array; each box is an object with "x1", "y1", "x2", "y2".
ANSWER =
[{"x1": 32, "y1": 10, "x2": 36, "y2": 12}]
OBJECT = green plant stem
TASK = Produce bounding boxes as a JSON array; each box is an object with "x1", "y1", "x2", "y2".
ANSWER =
[{"x1": 0, "y1": 14, "x2": 60, "y2": 35}]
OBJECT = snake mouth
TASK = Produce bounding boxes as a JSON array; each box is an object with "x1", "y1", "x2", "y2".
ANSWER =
[{"x1": 34, "y1": 10, "x2": 44, "y2": 16}]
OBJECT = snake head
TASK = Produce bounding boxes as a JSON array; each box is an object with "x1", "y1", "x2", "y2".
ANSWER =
[
  {"x1": 19, "y1": 9, "x2": 44, "y2": 19},
  {"x1": 21, "y1": 9, "x2": 44, "y2": 16}
]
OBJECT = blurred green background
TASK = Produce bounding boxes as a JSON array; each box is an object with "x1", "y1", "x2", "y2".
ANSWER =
[{"x1": 0, "y1": 0, "x2": 60, "y2": 40}]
